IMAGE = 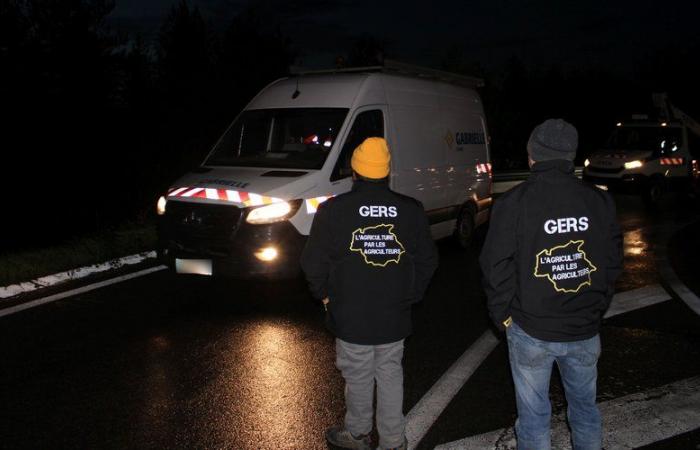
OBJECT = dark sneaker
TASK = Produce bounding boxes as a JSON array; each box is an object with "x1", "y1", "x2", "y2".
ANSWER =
[
  {"x1": 325, "y1": 425, "x2": 372, "y2": 450},
  {"x1": 377, "y1": 436, "x2": 408, "y2": 450}
]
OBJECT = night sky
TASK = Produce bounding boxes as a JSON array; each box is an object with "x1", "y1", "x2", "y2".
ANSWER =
[
  {"x1": 108, "y1": 0, "x2": 700, "y2": 71},
  {"x1": 4, "y1": 0, "x2": 699, "y2": 248}
]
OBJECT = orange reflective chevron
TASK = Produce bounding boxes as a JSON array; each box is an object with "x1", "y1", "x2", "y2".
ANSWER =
[
  {"x1": 660, "y1": 157, "x2": 685, "y2": 166},
  {"x1": 305, "y1": 195, "x2": 333, "y2": 214}
]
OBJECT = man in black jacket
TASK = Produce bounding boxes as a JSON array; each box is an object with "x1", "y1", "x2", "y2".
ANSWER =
[
  {"x1": 480, "y1": 119, "x2": 623, "y2": 450},
  {"x1": 301, "y1": 137, "x2": 438, "y2": 450}
]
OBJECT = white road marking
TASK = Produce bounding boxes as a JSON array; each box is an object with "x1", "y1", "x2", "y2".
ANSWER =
[
  {"x1": 658, "y1": 235, "x2": 700, "y2": 316},
  {"x1": 405, "y1": 330, "x2": 500, "y2": 450},
  {"x1": 404, "y1": 283, "x2": 672, "y2": 450},
  {"x1": 663, "y1": 269, "x2": 700, "y2": 316},
  {"x1": 0, "y1": 251, "x2": 158, "y2": 299},
  {"x1": 435, "y1": 376, "x2": 700, "y2": 450},
  {"x1": 603, "y1": 284, "x2": 671, "y2": 318},
  {"x1": 0, "y1": 265, "x2": 167, "y2": 319}
]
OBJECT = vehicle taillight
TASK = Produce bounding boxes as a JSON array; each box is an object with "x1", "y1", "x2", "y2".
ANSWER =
[{"x1": 476, "y1": 162, "x2": 492, "y2": 177}]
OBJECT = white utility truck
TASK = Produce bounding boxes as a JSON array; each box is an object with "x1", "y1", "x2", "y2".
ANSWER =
[
  {"x1": 583, "y1": 93, "x2": 700, "y2": 202},
  {"x1": 157, "y1": 61, "x2": 492, "y2": 278}
]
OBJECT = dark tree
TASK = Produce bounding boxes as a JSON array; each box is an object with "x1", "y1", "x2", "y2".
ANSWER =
[
  {"x1": 219, "y1": 6, "x2": 294, "y2": 111},
  {"x1": 347, "y1": 35, "x2": 385, "y2": 67},
  {"x1": 157, "y1": 0, "x2": 213, "y2": 113}
]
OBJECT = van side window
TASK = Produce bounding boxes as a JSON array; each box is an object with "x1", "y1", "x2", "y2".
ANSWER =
[{"x1": 332, "y1": 110, "x2": 384, "y2": 181}]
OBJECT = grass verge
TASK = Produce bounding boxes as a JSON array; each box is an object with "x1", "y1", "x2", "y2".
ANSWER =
[{"x1": 0, "y1": 221, "x2": 157, "y2": 287}]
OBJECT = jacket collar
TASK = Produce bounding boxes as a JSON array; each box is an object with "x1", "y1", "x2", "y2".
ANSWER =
[
  {"x1": 530, "y1": 159, "x2": 575, "y2": 179},
  {"x1": 352, "y1": 178, "x2": 390, "y2": 192}
]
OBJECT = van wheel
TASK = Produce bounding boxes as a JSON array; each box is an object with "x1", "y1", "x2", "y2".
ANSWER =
[
  {"x1": 455, "y1": 206, "x2": 475, "y2": 249},
  {"x1": 643, "y1": 178, "x2": 665, "y2": 205}
]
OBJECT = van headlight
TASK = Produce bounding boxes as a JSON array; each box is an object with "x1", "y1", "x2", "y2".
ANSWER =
[
  {"x1": 624, "y1": 160, "x2": 643, "y2": 169},
  {"x1": 157, "y1": 196, "x2": 167, "y2": 216},
  {"x1": 246, "y1": 200, "x2": 300, "y2": 224}
]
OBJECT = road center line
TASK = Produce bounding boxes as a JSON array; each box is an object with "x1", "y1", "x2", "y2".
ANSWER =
[
  {"x1": 435, "y1": 376, "x2": 700, "y2": 450},
  {"x1": 405, "y1": 283, "x2": 671, "y2": 450},
  {"x1": 405, "y1": 330, "x2": 500, "y2": 450},
  {"x1": 0, "y1": 265, "x2": 167, "y2": 319},
  {"x1": 657, "y1": 226, "x2": 700, "y2": 317}
]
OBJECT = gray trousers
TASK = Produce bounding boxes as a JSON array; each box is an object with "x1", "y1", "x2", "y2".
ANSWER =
[{"x1": 335, "y1": 338, "x2": 406, "y2": 449}]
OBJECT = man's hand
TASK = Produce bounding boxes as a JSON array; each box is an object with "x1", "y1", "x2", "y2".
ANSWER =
[{"x1": 322, "y1": 297, "x2": 329, "y2": 311}]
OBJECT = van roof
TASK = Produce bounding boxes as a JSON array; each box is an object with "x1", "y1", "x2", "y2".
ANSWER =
[
  {"x1": 290, "y1": 59, "x2": 484, "y2": 88},
  {"x1": 247, "y1": 71, "x2": 482, "y2": 111}
]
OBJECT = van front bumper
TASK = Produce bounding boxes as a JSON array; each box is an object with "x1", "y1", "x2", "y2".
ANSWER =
[
  {"x1": 582, "y1": 173, "x2": 648, "y2": 193},
  {"x1": 157, "y1": 201, "x2": 306, "y2": 279}
]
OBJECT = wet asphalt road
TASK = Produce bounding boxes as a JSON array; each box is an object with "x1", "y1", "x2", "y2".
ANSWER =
[{"x1": 1, "y1": 193, "x2": 700, "y2": 450}]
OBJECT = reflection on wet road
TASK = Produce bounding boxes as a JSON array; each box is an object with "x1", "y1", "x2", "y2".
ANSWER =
[{"x1": 615, "y1": 194, "x2": 696, "y2": 292}]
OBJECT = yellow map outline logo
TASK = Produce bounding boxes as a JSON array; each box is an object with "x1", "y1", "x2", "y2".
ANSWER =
[
  {"x1": 350, "y1": 224, "x2": 406, "y2": 267},
  {"x1": 534, "y1": 240, "x2": 597, "y2": 293}
]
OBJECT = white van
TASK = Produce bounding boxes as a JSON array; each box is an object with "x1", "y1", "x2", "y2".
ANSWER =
[
  {"x1": 583, "y1": 94, "x2": 700, "y2": 203},
  {"x1": 157, "y1": 61, "x2": 492, "y2": 278},
  {"x1": 583, "y1": 120, "x2": 697, "y2": 202}
]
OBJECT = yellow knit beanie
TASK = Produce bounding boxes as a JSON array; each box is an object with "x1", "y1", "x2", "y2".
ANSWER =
[{"x1": 351, "y1": 137, "x2": 391, "y2": 179}]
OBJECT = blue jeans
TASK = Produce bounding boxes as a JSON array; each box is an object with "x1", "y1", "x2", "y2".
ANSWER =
[{"x1": 506, "y1": 322, "x2": 602, "y2": 450}]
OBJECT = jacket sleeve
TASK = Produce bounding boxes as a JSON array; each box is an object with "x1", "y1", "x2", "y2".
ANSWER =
[
  {"x1": 479, "y1": 198, "x2": 518, "y2": 331},
  {"x1": 604, "y1": 194, "x2": 623, "y2": 308},
  {"x1": 411, "y1": 208, "x2": 439, "y2": 303},
  {"x1": 300, "y1": 203, "x2": 333, "y2": 300}
]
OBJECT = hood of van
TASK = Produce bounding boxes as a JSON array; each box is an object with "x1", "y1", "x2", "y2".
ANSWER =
[
  {"x1": 588, "y1": 149, "x2": 652, "y2": 169},
  {"x1": 166, "y1": 166, "x2": 319, "y2": 206}
]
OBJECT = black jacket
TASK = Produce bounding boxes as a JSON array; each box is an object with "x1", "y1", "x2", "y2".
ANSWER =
[
  {"x1": 301, "y1": 180, "x2": 438, "y2": 345},
  {"x1": 480, "y1": 160, "x2": 623, "y2": 342}
]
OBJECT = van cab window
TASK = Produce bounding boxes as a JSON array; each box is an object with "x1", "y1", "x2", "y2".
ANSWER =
[
  {"x1": 332, "y1": 110, "x2": 384, "y2": 181},
  {"x1": 206, "y1": 108, "x2": 348, "y2": 169}
]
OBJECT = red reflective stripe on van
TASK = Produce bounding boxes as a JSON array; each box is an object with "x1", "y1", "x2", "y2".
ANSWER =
[
  {"x1": 204, "y1": 188, "x2": 219, "y2": 200},
  {"x1": 181, "y1": 187, "x2": 203, "y2": 197},
  {"x1": 168, "y1": 187, "x2": 189, "y2": 197}
]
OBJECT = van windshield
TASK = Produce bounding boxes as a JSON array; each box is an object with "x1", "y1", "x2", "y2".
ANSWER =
[
  {"x1": 205, "y1": 108, "x2": 348, "y2": 169},
  {"x1": 603, "y1": 126, "x2": 682, "y2": 155}
]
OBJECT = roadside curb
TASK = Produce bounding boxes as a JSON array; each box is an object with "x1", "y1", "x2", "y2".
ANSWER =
[
  {"x1": 0, "y1": 265, "x2": 167, "y2": 319},
  {"x1": 0, "y1": 251, "x2": 158, "y2": 299}
]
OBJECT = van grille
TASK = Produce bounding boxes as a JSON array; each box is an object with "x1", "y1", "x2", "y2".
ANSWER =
[
  {"x1": 587, "y1": 166, "x2": 623, "y2": 174},
  {"x1": 164, "y1": 201, "x2": 243, "y2": 256}
]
